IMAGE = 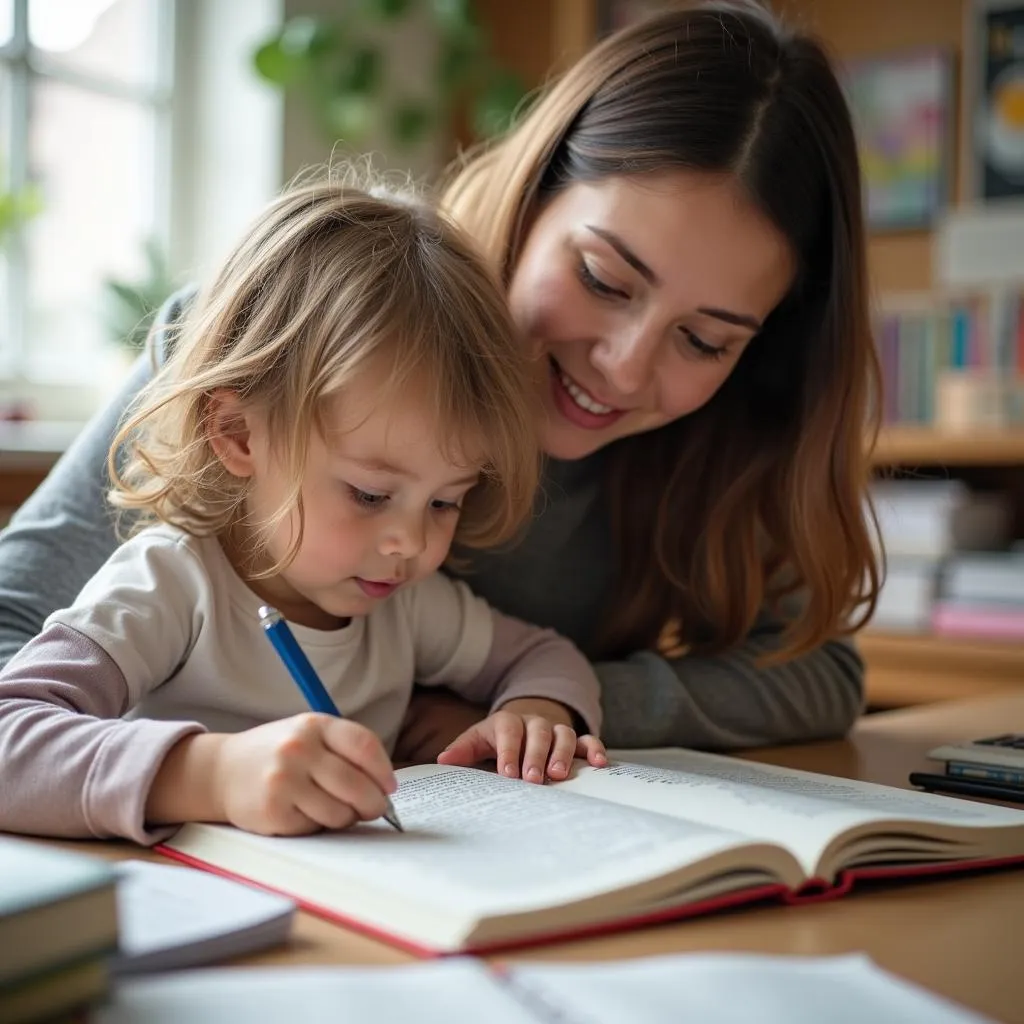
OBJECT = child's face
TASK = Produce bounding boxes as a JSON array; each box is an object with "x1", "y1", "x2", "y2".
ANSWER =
[{"x1": 234, "y1": 382, "x2": 482, "y2": 630}]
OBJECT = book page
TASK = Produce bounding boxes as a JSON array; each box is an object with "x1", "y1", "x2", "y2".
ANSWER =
[
  {"x1": 222, "y1": 764, "x2": 780, "y2": 920},
  {"x1": 505, "y1": 952, "x2": 992, "y2": 1024},
  {"x1": 176, "y1": 761, "x2": 794, "y2": 942},
  {"x1": 96, "y1": 961, "x2": 539, "y2": 1024},
  {"x1": 95, "y1": 953, "x2": 992, "y2": 1024},
  {"x1": 557, "y1": 750, "x2": 1024, "y2": 876}
]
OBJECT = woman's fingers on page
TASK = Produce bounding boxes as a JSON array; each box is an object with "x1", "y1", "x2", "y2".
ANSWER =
[
  {"x1": 545, "y1": 724, "x2": 578, "y2": 780},
  {"x1": 492, "y1": 712, "x2": 525, "y2": 780},
  {"x1": 320, "y1": 718, "x2": 397, "y2": 795},
  {"x1": 576, "y1": 734, "x2": 608, "y2": 767},
  {"x1": 521, "y1": 716, "x2": 556, "y2": 784}
]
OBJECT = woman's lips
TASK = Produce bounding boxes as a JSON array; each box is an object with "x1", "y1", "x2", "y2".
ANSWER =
[{"x1": 549, "y1": 358, "x2": 627, "y2": 430}]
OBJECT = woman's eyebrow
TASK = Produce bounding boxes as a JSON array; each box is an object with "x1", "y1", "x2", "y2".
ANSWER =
[
  {"x1": 585, "y1": 225, "x2": 659, "y2": 285},
  {"x1": 697, "y1": 307, "x2": 762, "y2": 331}
]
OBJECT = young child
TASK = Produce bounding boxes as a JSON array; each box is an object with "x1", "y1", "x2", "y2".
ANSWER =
[{"x1": 0, "y1": 179, "x2": 605, "y2": 844}]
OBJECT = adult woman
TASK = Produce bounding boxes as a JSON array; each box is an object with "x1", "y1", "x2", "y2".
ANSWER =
[{"x1": 0, "y1": 0, "x2": 879, "y2": 753}]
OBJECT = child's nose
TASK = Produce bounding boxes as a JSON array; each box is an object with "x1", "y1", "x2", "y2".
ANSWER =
[{"x1": 378, "y1": 512, "x2": 427, "y2": 560}]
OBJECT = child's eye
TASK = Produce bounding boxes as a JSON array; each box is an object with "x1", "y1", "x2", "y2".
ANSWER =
[
  {"x1": 578, "y1": 260, "x2": 626, "y2": 300},
  {"x1": 430, "y1": 498, "x2": 462, "y2": 514},
  {"x1": 347, "y1": 485, "x2": 389, "y2": 510}
]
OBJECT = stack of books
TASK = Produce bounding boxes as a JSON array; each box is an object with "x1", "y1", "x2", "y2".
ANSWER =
[
  {"x1": 868, "y1": 479, "x2": 1011, "y2": 633},
  {"x1": 0, "y1": 836, "x2": 118, "y2": 1023},
  {"x1": 933, "y1": 550, "x2": 1024, "y2": 640},
  {"x1": 0, "y1": 838, "x2": 298, "y2": 1022}
]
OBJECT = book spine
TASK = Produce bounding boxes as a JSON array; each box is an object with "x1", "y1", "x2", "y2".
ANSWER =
[{"x1": 783, "y1": 871, "x2": 854, "y2": 904}]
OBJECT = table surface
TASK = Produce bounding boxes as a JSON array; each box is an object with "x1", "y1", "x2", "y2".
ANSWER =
[{"x1": 44, "y1": 693, "x2": 1024, "y2": 1023}]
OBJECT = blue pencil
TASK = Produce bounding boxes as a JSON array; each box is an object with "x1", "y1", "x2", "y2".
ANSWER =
[{"x1": 258, "y1": 605, "x2": 404, "y2": 832}]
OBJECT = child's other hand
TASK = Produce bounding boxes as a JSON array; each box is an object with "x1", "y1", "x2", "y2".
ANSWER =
[
  {"x1": 215, "y1": 714, "x2": 397, "y2": 835},
  {"x1": 436, "y1": 697, "x2": 606, "y2": 783}
]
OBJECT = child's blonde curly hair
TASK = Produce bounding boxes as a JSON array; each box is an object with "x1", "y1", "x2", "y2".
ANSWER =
[{"x1": 108, "y1": 173, "x2": 540, "y2": 571}]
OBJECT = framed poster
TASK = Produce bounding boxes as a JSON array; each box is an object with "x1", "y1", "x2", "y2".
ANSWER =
[
  {"x1": 843, "y1": 50, "x2": 954, "y2": 230},
  {"x1": 966, "y1": 1, "x2": 1024, "y2": 200}
]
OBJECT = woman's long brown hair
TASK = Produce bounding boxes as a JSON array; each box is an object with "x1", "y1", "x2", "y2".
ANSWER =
[{"x1": 442, "y1": 0, "x2": 881, "y2": 663}]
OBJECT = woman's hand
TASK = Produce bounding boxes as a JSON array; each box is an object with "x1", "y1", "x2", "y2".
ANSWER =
[
  {"x1": 147, "y1": 714, "x2": 397, "y2": 835},
  {"x1": 437, "y1": 697, "x2": 607, "y2": 782},
  {"x1": 393, "y1": 688, "x2": 489, "y2": 766}
]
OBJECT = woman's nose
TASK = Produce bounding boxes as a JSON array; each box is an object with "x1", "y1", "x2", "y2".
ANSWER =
[{"x1": 589, "y1": 326, "x2": 658, "y2": 399}]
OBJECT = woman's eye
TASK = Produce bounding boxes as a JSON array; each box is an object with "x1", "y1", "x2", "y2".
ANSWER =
[
  {"x1": 578, "y1": 260, "x2": 626, "y2": 299},
  {"x1": 347, "y1": 486, "x2": 389, "y2": 509},
  {"x1": 680, "y1": 329, "x2": 727, "y2": 361}
]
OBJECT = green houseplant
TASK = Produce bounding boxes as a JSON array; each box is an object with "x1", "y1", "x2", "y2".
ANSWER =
[
  {"x1": 252, "y1": 0, "x2": 527, "y2": 151},
  {"x1": 0, "y1": 180, "x2": 41, "y2": 246},
  {"x1": 102, "y1": 237, "x2": 177, "y2": 351}
]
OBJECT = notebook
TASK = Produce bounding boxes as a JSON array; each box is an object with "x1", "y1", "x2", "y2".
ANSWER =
[
  {"x1": 0, "y1": 836, "x2": 118, "y2": 987},
  {"x1": 157, "y1": 749, "x2": 1024, "y2": 955},
  {"x1": 111, "y1": 860, "x2": 296, "y2": 974},
  {"x1": 92, "y1": 952, "x2": 993, "y2": 1024}
]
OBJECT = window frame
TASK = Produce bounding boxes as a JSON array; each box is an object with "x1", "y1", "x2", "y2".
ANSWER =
[{"x1": 0, "y1": 0, "x2": 175, "y2": 383}]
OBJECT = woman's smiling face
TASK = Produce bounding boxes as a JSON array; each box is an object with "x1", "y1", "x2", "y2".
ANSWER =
[{"x1": 507, "y1": 170, "x2": 796, "y2": 460}]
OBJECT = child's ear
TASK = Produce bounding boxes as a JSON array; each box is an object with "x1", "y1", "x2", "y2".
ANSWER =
[{"x1": 207, "y1": 389, "x2": 258, "y2": 478}]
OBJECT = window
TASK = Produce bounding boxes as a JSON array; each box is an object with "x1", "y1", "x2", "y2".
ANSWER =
[{"x1": 0, "y1": 0, "x2": 172, "y2": 386}]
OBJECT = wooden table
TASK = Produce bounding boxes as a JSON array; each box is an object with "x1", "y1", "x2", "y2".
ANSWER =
[{"x1": 51, "y1": 694, "x2": 1024, "y2": 1023}]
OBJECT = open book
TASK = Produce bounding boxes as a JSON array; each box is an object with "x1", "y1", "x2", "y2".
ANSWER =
[
  {"x1": 94, "y1": 953, "x2": 992, "y2": 1024},
  {"x1": 158, "y1": 749, "x2": 1024, "y2": 955}
]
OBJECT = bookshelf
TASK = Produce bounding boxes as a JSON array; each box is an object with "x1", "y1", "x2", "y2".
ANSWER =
[
  {"x1": 857, "y1": 630, "x2": 1024, "y2": 707},
  {"x1": 867, "y1": 280, "x2": 1024, "y2": 705},
  {"x1": 865, "y1": 424, "x2": 1024, "y2": 707},
  {"x1": 871, "y1": 427, "x2": 1024, "y2": 467}
]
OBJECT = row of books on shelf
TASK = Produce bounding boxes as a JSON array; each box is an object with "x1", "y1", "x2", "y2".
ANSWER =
[
  {"x1": 875, "y1": 286, "x2": 1024, "y2": 429},
  {"x1": 870, "y1": 478, "x2": 1024, "y2": 640}
]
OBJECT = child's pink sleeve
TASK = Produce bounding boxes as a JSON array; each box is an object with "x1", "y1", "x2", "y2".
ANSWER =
[
  {"x1": 0, "y1": 623, "x2": 204, "y2": 842},
  {"x1": 454, "y1": 610, "x2": 603, "y2": 737}
]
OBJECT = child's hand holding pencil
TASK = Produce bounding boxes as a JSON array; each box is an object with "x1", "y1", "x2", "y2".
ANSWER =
[
  {"x1": 212, "y1": 712, "x2": 399, "y2": 836},
  {"x1": 256, "y1": 605, "x2": 404, "y2": 833}
]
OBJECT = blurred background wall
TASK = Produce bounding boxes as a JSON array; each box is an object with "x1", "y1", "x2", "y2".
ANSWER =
[{"x1": 3, "y1": 0, "x2": 1024, "y2": 713}]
